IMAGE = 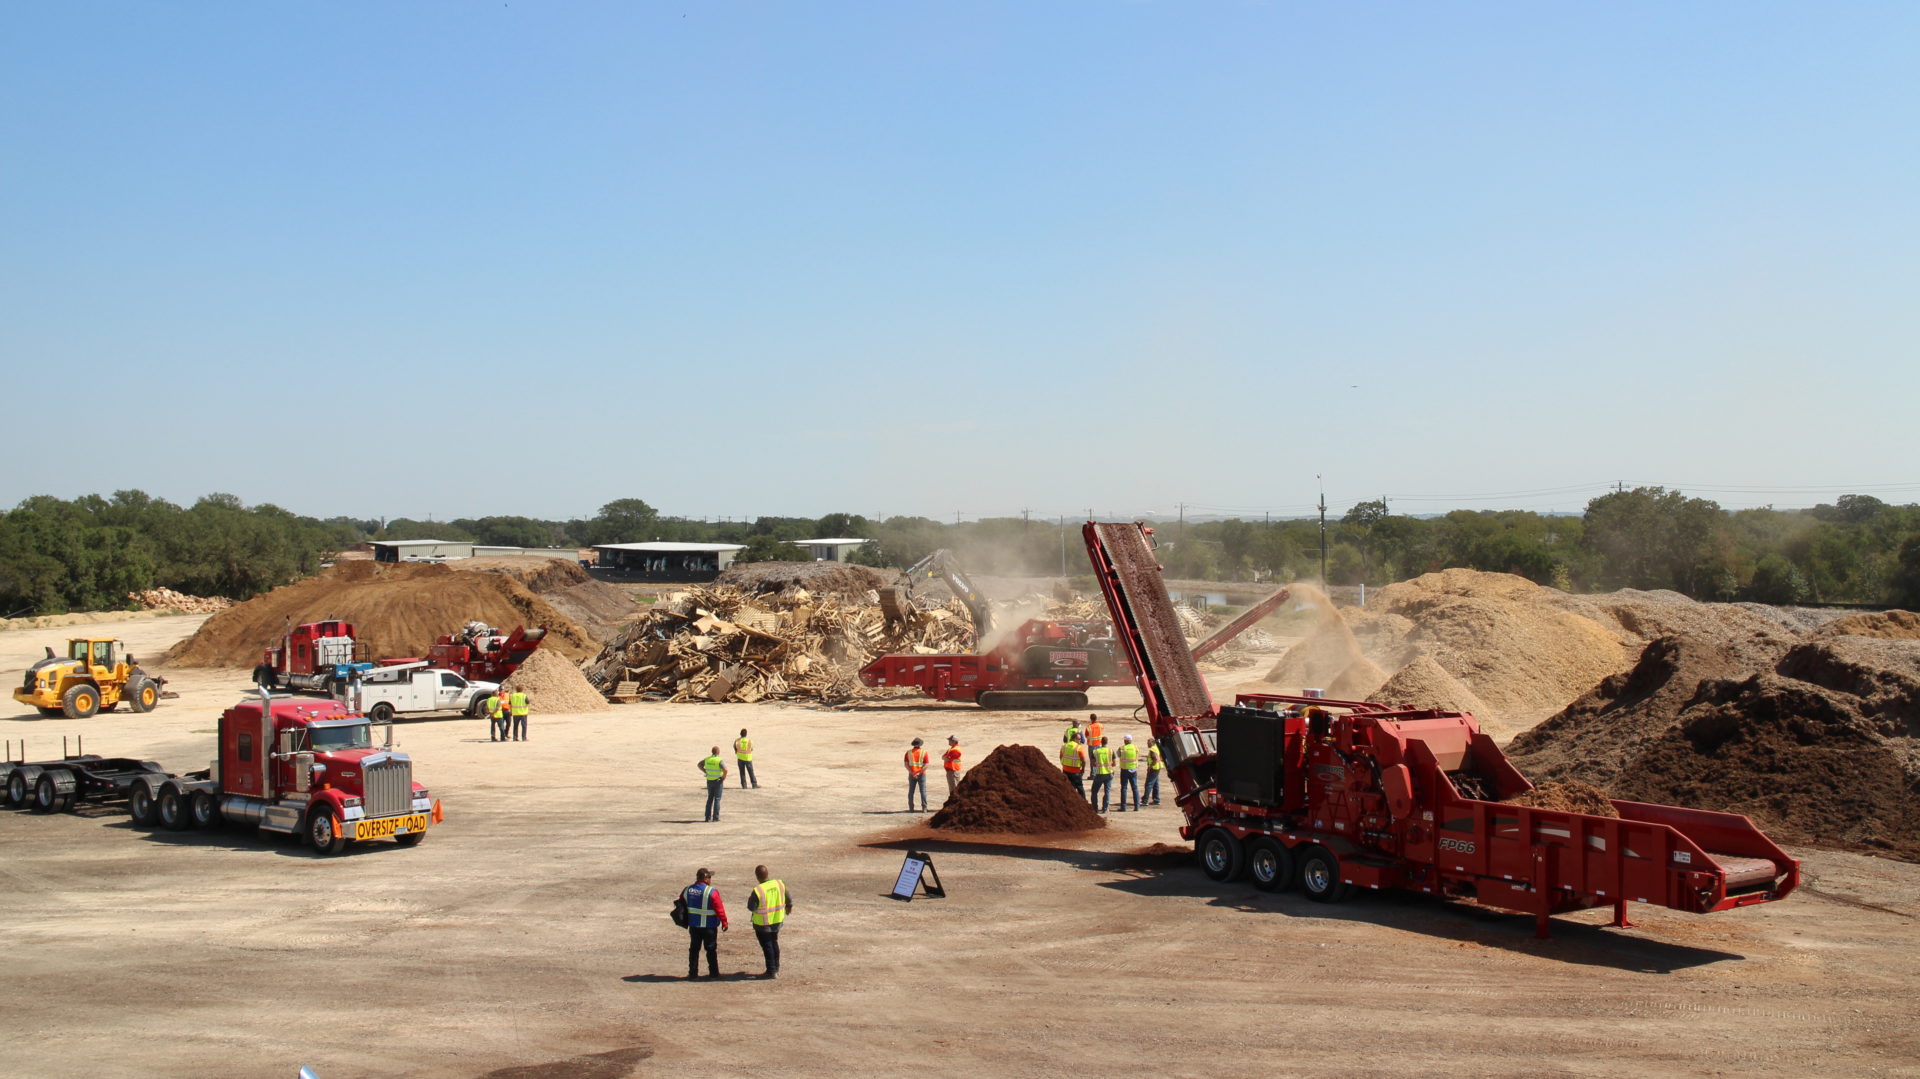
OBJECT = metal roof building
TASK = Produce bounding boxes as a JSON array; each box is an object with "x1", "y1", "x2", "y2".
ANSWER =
[
  {"x1": 793, "y1": 537, "x2": 872, "y2": 562},
  {"x1": 592, "y1": 541, "x2": 747, "y2": 581},
  {"x1": 369, "y1": 539, "x2": 474, "y2": 563}
]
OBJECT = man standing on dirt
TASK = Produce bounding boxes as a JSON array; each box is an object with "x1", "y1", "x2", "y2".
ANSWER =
[
  {"x1": 489, "y1": 692, "x2": 509, "y2": 742},
  {"x1": 1088, "y1": 736, "x2": 1115, "y2": 813},
  {"x1": 682, "y1": 867, "x2": 727, "y2": 979},
  {"x1": 1085, "y1": 714, "x2": 1104, "y2": 754},
  {"x1": 508, "y1": 688, "x2": 530, "y2": 741},
  {"x1": 701, "y1": 747, "x2": 729, "y2": 822},
  {"x1": 941, "y1": 735, "x2": 963, "y2": 796},
  {"x1": 1060, "y1": 737, "x2": 1086, "y2": 798},
  {"x1": 482, "y1": 691, "x2": 503, "y2": 742},
  {"x1": 735, "y1": 728, "x2": 758, "y2": 789},
  {"x1": 1144, "y1": 740, "x2": 1164, "y2": 805},
  {"x1": 747, "y1": 864, "x2": 792, "y2": 980},
  {"x1": 1116, "y1": 734, "x2": 1141, "y2": 811},
  {"x1": 904, "y1": 738, "x2": 930, "y2": 811},
  {"x1": 1063, "y1": 717, "x2": 1083, "y2": 749}
]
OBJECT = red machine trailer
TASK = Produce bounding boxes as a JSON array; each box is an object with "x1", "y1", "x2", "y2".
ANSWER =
[
  {"x1": 381, "y1": 621, "x2": 548, "y2": 685},
  {"x1": 1082, "y1": 521, "x2": 1797, "y2": 937},
  {"x1": 257, "y1": 618, "x2": 547, "y2": 694}
]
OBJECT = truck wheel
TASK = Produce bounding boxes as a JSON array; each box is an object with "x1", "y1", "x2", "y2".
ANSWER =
[
  {"x1": 394, "y1": 830, "x2": 426, "y2": 848},
  {"x1": 32, "y1": 772, "x2": 70, "y2": 813},
  {"x1": 157, "y1": 785, "x2": 193, "y2": 831},
  {"x1": 1298, "y1": 846, "x2": 1347, "y2": 903},
  {"x1": 368, "y1": 702, "x2": 395, "y2": 723},
  {"x1": 189, "y1": 790, "x2": 221, "y2": 829},
  {"x1": 126, "y1": 675, "x2": 159, "y2": 713},
  {"x1": 62, "y1": 684, "x2": 100, "y2": 719},
  {"x1": 1248, "y1": 837, "x2": 1294, "y2": 892},
  {"x1": 306, "y1": 809, "x2": 347, "y2": 856},
  {"x1": 252, "y1": 665, "x2": 277, "y2": 689},
  {"x1": 127, "y1": 782, "x2": 159, "y2": 826},
  {"x1": 1196, "y1": 827, "x2": 1246, "y2": 882},
  {"x1": 6, "y1": 766, "x2": 40, "y2": 807}
]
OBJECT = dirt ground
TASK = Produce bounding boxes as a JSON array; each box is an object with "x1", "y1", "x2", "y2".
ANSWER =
[{"x1": 3, "y1": 616, "x2": 1918, "y2": 1079}]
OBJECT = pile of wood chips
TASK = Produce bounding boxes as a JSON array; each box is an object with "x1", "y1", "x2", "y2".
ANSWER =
[
  {"x1": 127, "y1": 588, "x2": 232, "y2": 614},
  {"x1": 583, "y1": 585, "x2": 980, "y2": 704}
]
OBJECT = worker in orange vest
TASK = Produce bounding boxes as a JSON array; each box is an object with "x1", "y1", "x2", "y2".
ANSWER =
[
  {"x1": 1059, "y1": 737, "x2": 1086, "y2": 798},
  {"x1": 904, "y1": 738, "x2": 930, "y2": 811},
  {"x1": 941, "y1": 735, "x2": 963, "y2": 796},
  {"x1": 1085, "y1": 713, "x2": 1104, "y2": 753}
]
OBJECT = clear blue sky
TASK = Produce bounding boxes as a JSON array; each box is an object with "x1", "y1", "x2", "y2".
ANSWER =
[{"x1": 4, "y1": 2, "x2": 1915, "y2": 524}]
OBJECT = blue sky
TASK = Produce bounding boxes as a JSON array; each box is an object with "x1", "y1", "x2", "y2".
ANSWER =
[{"x1": 4, "y1": 2, "x2": 1915, "y2": 524}]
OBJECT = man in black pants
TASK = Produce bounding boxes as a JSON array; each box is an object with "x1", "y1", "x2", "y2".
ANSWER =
[
  {"x1": 682, "y1": 868, "x2": 728, "y2": 979},
  {"x1": 747, "y1": 864, "x2": 793, "y2": 980}
]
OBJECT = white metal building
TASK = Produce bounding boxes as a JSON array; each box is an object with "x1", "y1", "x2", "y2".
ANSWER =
[{"x1": 794, "y1": 537, "x2": 872, "y2": 562}]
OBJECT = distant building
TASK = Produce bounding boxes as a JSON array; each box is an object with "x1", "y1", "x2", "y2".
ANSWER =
[
  {"x1": 593, "y1": 541, "x2": 747, "y2": 581},
  {"x1": 794, "y1": 537, "x2": 872, "y2": 563},
  {"x1": 370, "y1": 540, "x2": 474, "y2": 563}
]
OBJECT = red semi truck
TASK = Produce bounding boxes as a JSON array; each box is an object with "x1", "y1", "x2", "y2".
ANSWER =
[
  {"x1": 1082, "y1": 521, "x2": 1798, "y2": 938},
  {"x1": 127, "y1": 690, "x2": 440, "y2": 855}
]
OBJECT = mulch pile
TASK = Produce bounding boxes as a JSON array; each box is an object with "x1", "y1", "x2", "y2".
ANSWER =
[
  {"x1": 715, "y1": 561, "x2": 895, "y2": 601},
  {"x1": 500, "y1": 647, "x2": 609, "y2": 713},
  {"x1": 128, "y1": 588, "x2": 232, "y2": 614},
  {"x1": 929, "y1": 744, "x2": 1107, "y2": 834},
  {"x1": 464, "y1": 558, "x2": 641, "y2": 641},
  {"x1": 1504, "y1": 780, "x2": 1619, "y2": 817}
]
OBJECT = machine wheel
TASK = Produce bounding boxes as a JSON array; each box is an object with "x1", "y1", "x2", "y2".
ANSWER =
[
  {"x1": 32, "y1": 772, "x2": 71, "y2": 813},
  {"x1": 367, "y1": 702, "x2": 395, "y2": 723},
  {"x1": 62, "y1": 684, "x2": 101, "y2": 719},
  {"x1": 306, "y1": 808, "x2": 347, "y2": 856},
  {"x1": 1247, "y1": 837, "x2": 1294, "y2": 892},
  {"x1": 1196, "y1": 827, "x2": 1246, "y2": 882},
  {"x1": 394, "y1": 830, "x2": 427, "y2": 848},
  {"x1": 125, "y1": 675, "x2": 159, "y2": 713},
  {"x1": 127, "y1": 781, "x2": 159, "y2": 826},
  {"x1": 189, "y1": 790, "x2": 221, "y2": 829},
  {"x1": 1298, "y1": 846, "x2": 1347, "y2": 903},
  {"x1": 157, "y1": 785, "x2": 193, "y2": 831},
  {"x1": 6, "y1": 766, "x2": 40, "y2": 807}
]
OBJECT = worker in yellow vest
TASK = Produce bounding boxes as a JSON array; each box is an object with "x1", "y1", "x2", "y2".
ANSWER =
[
  {"x1": 1063, "y1": 717, "x2": 1083, "y2": 747},
  {"x1": 747, "y1": 864, "x2": 794, "y2": 980},
  {"x1": 700, "y1": 746, "x2": 729, "y2": 822},
  {"x1": 735, "y1": 728, "x2": 758, "y2": 789},
  {"x1": 481, "y1": 691, "x2": 503, "y2": 742},
  {"x1": 904, "y1": 738, "x2": 930, "y2": 811},
  {"x1": 1116, "y1": 734, "x2": 1141, "y2": 811},
  {"x1": 488, "y1": 691, "x2": 509, "y2": 743},
  {"x1": 1059, "y1": 737, "x2": 1086, "y2": 799},
  {"x1": 507, "y1": 689, "x2": 530, "y2": 741},
  {"x1": 1144, "y1": 740, "x2": 1164, "y2": 805},
  {"x1": 1088, "y1": 737, "x2": 1115, "y2": 813}
]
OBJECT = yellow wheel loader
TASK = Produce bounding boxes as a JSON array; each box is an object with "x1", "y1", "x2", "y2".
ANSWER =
[{"x1": 13, "y1": 638, "x2": 165, "y2": 718}]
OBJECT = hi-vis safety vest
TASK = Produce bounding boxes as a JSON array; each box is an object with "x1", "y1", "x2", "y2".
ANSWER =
[
  {"x1": 1118, "y1": 743, "x2": 1139, "y2": 770},
  {"x1": 701, "y1": 755, "x2": 725, "y2": 781},
  {"x1": 905, "y1": 748, "x2": 929, "y2": 775},
  {"x1": 484, "y1": 695, "x2": 502, "y2": 718},
  {"x1": 1148, "y1": 744, "x2": 1164, "y2": 771},
  {"x1": 735, "y1": 737, "x2": 753, "y2": 761},
  {"x1": 752, "y1": 879, "x2": 787, "y2": 926},
  {"x1": 508, "y1": 691, "x2": 529, "y2": 717},
  {"x1": 1060, "y1": 742, "x2": 1083, "y2": 771},
  {"x1": 1087, "y1": 723, "x2": 1104, "y2": 746},
  {"x1": 1092, "y1": 745, "x2": 1114, "y2": 775},
  {"x1": 684, "y1": 882, "x2": 719, "y2": 928},
  {"x1": 1063, "y1": 726, "x2": 1080, "y2": 745}
]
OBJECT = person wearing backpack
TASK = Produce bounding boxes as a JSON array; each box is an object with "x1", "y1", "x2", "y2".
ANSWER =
[{"x1": 680, "y1": 867, "x2": 728, "y2": 979}]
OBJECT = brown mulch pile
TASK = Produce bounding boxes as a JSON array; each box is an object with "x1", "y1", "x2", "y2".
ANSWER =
[
  {"x1": 929, "y1": 744, "x2": 1107, "y2": 834},
  {"x1": 500, "y1": 647, "x2": 609, "y2": 713},
  {"x1": 714, "y1": 560, "x2": 895, "y2": 601},
  {"x1": 1504, "y1": 780, "x2": 1619, "y2": 817},
  {"x1": 128, "y1": 588, "x2": 231, "y2": 614}
]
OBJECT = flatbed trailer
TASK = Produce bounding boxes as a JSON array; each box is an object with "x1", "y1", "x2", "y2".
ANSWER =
[
  {"x1": 1081, "y1": 520, "x2": 1797, "y2": 938},
  {"x1": 1, "y1": 738, "x2": 168, "y2": 813}
]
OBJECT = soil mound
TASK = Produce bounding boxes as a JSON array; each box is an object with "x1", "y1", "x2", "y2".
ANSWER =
[
  {"x1": 466, "y1": 558, "x2": 641, "y2": 640},
  {"x1": 1505, "y1": 780, "x2": 1618, "y2": 817},
  {"x1": 501, "y1": 647, "x2": 609, "y2": 713},
  {"x1": 1818, "y1": 610, "x2": 1920, "y2": 641},
  {"x1": 1373, "y1": 654, "x2": 1498, "y2": 729},
  {"x1": 162, "y1": 562, "x2": 596, "y2": 668},
  {"x1": 128, "y1": 588, "x2": 231, "y2": 614},
  {"x1": 715, "y1": 561, "x2": 893, "y2": 602},
  {"x1": 929, "y1": 744, "x2": 1106, "y2": 834}
]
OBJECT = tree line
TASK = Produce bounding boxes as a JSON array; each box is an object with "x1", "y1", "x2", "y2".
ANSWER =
[{"x1": 3, "y1": 488, "x2": 1917, "y2": 616}]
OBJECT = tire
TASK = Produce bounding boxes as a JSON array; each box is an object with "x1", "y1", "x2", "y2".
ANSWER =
[
  {"x1": 62, "y1": 684, "x2": 100, "y2": 719},
  {"x1": 367, "y1": 702, "x2": 395, "y2": 723},
  {"x1": 126, "y1": 675, "x2": 159, "y2": 713},
  {"x1": 1298, "y1": 846, "x2": 1346, "y2": 903},
  {"x1": 1196, "y1": 827, "x2": 1246, "y2": 883},
  {"x1": 127, "y1": 782, "x2": 158, "y2": 826},
  {"x1": 157, "y1": 785, "x2": 192, "y2": 831},
  {"x1": 189, "y1": 790, "x2": 221, "y2": 829},
  {"x1": 36, "y1": 707, "x2": 64, "y2": 717},
  {"x1": 467, "y1": 695, "x2": 491, "y2": 718},
  {"x1": 252, "y1": 665, "x2": 278, "y2": 689},
  {"x1": 6, "y1": 767, "x2": 39, "y2": 807},
  {"x1": 1247, "y1": 837, "x2": 1294, "y2": 892},
  {"x1": 32, "y1": 772, "x2": 69, "y2": 813},
  {"x1": 306, "y1": 808, "x2": 347, "y2": 856},
  {"x1": 393, "y1": 830, "x2": 426, "y2": 848}
]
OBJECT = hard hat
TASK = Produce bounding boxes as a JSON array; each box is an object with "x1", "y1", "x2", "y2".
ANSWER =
[
  {"x1": 911, "y1": 737, "x2": 923, "y2": 746},
  {"x1": 1122, "y1": 734, "x2": 1132, "y2": 742},
  {"x1": 947, "y1": 735, "x2": 958, "y2": 743}
]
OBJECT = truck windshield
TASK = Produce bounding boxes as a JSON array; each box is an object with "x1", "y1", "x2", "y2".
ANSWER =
[{"x1": 309, "y1": 724, "x2": 373, "y2": 750}]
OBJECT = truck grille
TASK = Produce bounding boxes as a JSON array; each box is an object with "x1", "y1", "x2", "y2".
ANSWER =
[{"x1": 363, "y1": 757, "x2": 412, "y2": 818}]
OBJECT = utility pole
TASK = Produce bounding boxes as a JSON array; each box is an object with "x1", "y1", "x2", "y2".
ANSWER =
[
  {"x1": 1317, "y1": 475, "x2": 1327, "y2": 588},
  {"x1": 1059, "y1": 515, "x2": 1067, "y2": 576}
]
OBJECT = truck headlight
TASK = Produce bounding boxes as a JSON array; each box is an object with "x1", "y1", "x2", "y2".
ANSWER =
[{"x1": 343, "y1": 796, "x2": 362, "y2": 808}]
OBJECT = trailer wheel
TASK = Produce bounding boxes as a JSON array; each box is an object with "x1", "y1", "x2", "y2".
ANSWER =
[
  {"x1": 1298, "y1": 846, "x2": 1346, "y2": 903},
  {"x1": 126, "y1": 675, "x2": 159, "y2": 713},
  {"x1": 189, "y1": 790, "x2": 221, "y2": 829},
  {"x1": 252, "y1": 665, "x2": 278, "y2": 689},
  {"x1": 5, "y1": 766, "x2": 39, "y2": 807},
  {"x1": 1248, "y1": 837, "x2": 1294, "y2": 892},
  {"x1": 306, "y1": 809, "x2": 347, "y2": 856},
  {"x1": 62, "y1": 684, "x2": 101, "y2": 719},
  {"x1": 394, "y1": 830, "x2": 426, "y2": 848},
  {"x1": 127, "y1": 782, "x2": 159, "y2": 826},
  {"x1": 1197, "y1": 828, "x2": 1246, "y2": 882},
  {"x1": 32, "y1": 772, "x2": 70, "y2": 813},
  {"x1": 157, "y1": 785, "x2": 193, "y2": 831}
]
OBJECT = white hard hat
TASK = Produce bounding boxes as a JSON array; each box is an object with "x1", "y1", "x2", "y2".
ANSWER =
[{"x1": 1122, "y1": 734, "x2": 1133, "y2": 742}]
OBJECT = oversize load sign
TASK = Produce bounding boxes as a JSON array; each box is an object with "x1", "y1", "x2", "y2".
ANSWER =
[{"x1": 354, "y1": 813, "x2": 429, "y2": 840}]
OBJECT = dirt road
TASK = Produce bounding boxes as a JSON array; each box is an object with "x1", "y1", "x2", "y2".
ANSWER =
[{"x1": 3, "y1": 616, "x2": 1917, "y2": 1078}]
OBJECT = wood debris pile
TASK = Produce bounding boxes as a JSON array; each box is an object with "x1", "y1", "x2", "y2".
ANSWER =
[
  {"x1": 127, "y1": 588, "x2": 232, "y2": 614},
  {"x1": 583, "y1": 585, "x2": 979, "y2": 704}
]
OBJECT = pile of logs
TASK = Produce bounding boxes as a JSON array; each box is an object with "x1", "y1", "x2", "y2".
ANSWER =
[{"x1": 127, "y1": 588, "x2": 232, "y2": 614}]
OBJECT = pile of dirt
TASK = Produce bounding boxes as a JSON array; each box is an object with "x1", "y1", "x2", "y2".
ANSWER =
[
  {"x1": 162, "y1": 562, "x2": 597, "y2": 668},
  {"x1": 714, "y1": 561, "x2": 894, "y2": 602},
  {"x1": 929, "y1": 744, "x2": 1107, "y2": 834},
  {"x1": 1508, "y1": 633, "x2": 1920, "y2": 861},
  {"x1": 1246, "y1": 600, "x2": 1387, "y2": 700},
  {"x1": 500, "y1": 648, "x2": 609, "y2": 713},
  {"x1": 1818, "y1": 609, "x2": 1920, "y2": 641},
  {"x1": 1372, "y1": 654, "x2": 1498, "y2": 730},
  {"x1": 1505, "y1": 780, "x2": 1618, "y2": 817},
  {"x1": 464, "y1": 558, "x2": 642, "y2": 640},
  {"x1": 127, "y1": 588, "x2": 231, "y2": 614}
]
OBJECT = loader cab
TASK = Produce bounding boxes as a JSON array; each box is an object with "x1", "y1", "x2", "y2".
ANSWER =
[{"x1": 68, "y1": 639, "x2": 117, "y2": 669}]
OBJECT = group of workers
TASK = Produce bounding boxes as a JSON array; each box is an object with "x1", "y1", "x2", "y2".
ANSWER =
[
  {"x1": 478, "y1": 690, "x2": 531, "y2": 742},
  {"x1": 903, "y1": 735, "x2": 963, "y2": 811},
  {"x1": 697, "y1": 729, "x2": 761, "y2": 822},
  {"x1": 679, "y1": 864, "x2": 794, "y2": 980},
  {"x1": 1059, "y1": 714, "x2": 1161, "y2": 812}
]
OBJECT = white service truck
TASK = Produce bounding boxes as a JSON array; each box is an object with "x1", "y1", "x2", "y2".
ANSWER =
[{"x1": 338, "y1": 662, "x2": 500, "y2": 722}]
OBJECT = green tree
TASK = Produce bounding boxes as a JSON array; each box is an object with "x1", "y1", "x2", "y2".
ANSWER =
[
  {"x1": 588, "y1": 499, "x2": 660, "y2": 545},
  {"x1": 1341, "y1": 499, "x2": 1389, "y2": 586},
  {"x1": 733, "y1": 535, "x2": 805, "y2": 564},
  {"x1": 1892, "y1": 534, "x2": 1920, "y2": 608}
]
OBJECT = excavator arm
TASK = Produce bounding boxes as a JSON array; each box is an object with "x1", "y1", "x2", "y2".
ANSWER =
[{"x1": 884, "y1": 549, "x2": 993, "y2": 634}]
